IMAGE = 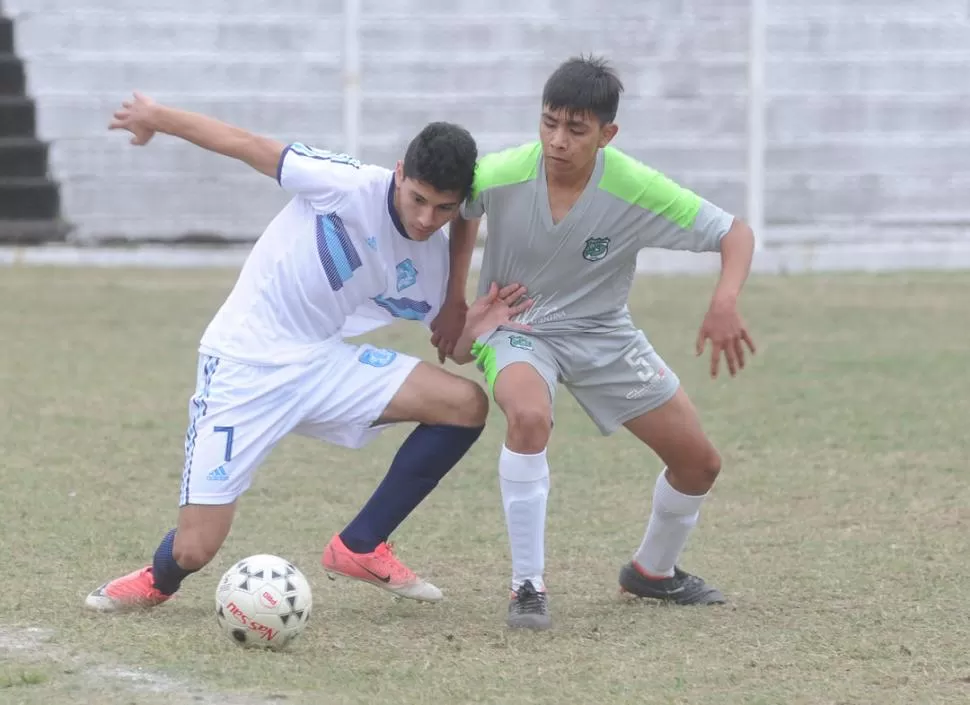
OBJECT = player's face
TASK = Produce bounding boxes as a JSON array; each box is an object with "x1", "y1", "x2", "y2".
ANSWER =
[
  {"x1": 539, "y1": 106, "x2": 618, "y2": 178},
  {"x1": 394, "y1": 166, "x2": 462, "y2": 241}
]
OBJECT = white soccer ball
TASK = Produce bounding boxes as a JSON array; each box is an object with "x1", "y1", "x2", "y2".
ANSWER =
[{"x1": 214, "y1": 554, "x2": 312, "y2": 651}]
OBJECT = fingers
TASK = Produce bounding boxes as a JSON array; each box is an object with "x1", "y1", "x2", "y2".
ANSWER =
[
  {"x1": 695, "y1": 327, "x2": 706, "y2": 356},
  {"x1": 741, "y1": 328, "x2": 757, "y2": 354},
  {"x1": 723, "y1": 341, "x2": 739, "y2": 377},
  {"x1": 508, "y1": 298, "x2": 534, "y2": 318},
  {"x1": 732, "y1": 337, "x2": 746, "y2": 373},
  {"x1": 497, "y1": 283, "x2": 527, "y2": 306},
  {"x1": 486, "y1": 282, "x2": 499, "y2": 303},
  {"x1": 504, "y1": 322, "x2": 533, "y2": 332},
  {"x1": 709, "y1": 343, "x2": 720, "y2": 378}
]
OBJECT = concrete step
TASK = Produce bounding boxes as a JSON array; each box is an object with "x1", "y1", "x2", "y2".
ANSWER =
[
  {"x1": 768, "y1": 56, "x2": 969, "y2": 94},
  {"x1": 12, "y1": 13, "x2": 343, "y2": 56},
  {"x1": 0, "y1": 96, "x2": 34, "y2": 137},
  {"x1": 0, "y1": 178, "x2": 60, "y2": 219},
  {"x1": 0, "y1": 17, "x2": 13, "y2": 54},
  {"x1": 766, "y1": 138, "x2": 970, "y2": 173},
  {"x1": 0, "y1": 218, "x2": 70, "y2": 244},
  {"x1": 768, "y1": 95, "x2": 970, "y2": 138},
  {"x1": 0, "y1": 55, "x2": 24, "y2": 95},
  {"x1": 0, "y1": 137, "x2": 49, "y2": 178},
  {"x1": 767, "y1": 0, "x2": 967, "y2": 20},
  {"x1": 32, "y1": 94, "x2": 342, "y2": 140},
  {"x1": 359, "y1": 15, "x2": 748, "y2": 57},
  {"x1": 768, "y1": 18, "x2": 970, "y2": 55},
  {"x1": 23, "y1": 54, "x2": 343, "y2": 95}
]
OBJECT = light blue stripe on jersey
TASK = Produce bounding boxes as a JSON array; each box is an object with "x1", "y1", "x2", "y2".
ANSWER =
[
  {"x1": 316, "y1": 214, "x2": 361, "y2": 291},
  {"x1": 372, "y1": 294, "x2": 432, "y2": 321}
]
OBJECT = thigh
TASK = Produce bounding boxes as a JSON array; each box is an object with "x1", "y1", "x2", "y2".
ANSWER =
[
  {"x1": 561, "y1": 328, "x2": 680, "y2": 436},
  {"x1": 294, "y1": 343, "x2": 425, "y2": 448},
  {"x1": 181, "y1": 355, "x2": 303, "y2": 507},
  {"x1": 477, "y1": 331, "x2": 559, "y2": 407},
  {"x1": 377, "y1": 361, "x2": 488, "y2": 428}
]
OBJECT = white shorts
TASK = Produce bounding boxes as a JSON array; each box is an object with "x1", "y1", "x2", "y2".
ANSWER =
[{"x1": 179, "y1": 342, "x2": 420, "y2": 507}]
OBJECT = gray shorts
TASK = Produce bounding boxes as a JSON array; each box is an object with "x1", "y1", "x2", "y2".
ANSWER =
[{"x1": 474, "y1": 327, "x2": 680, "y2": 435}]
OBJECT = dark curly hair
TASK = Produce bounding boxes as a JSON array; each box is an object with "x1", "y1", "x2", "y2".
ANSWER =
[
  {"x1": 542, "y1": 54, "x2": 624, "y2": 125},
  {"x1": 402, "y1": 122, "x2": 478, "y2": 200}
]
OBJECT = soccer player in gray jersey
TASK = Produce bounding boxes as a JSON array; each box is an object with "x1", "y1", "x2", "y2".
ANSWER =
[{"x1": 447, "y1": 55, "x2": 757, "y2": 629}]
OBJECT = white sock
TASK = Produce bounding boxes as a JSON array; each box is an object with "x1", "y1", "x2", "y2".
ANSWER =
[
  {"x1": 633, "y1": 468, "x2": 708, "y2": 578},
  {"x1": 499, "y1": 445, "x2": 549, "y2": 592}
]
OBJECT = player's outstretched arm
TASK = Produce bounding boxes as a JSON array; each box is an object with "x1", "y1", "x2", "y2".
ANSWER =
[
  {"x1": 450, "y1": 283, "x2": 533, "y2": 365},
  {"x1": 695, "y1": 218, "x2": 757, "y2": 379},
  {"x1": 109, "y1": 92, "x2": 284, "y2": 178}
]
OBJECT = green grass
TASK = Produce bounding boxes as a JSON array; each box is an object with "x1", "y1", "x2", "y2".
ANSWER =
[{"x1": 1, "y1": 267, "x2": 969, "y2": 705}]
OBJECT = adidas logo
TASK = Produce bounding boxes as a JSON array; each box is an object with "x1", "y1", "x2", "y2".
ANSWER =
[{"x1": 206, "y1": 465, "x2": 229, "y2": 481}]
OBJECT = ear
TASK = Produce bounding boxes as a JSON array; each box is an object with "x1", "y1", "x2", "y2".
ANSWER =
[
  {"x1": 394, "y1": 160, "x2": 404, "y2": 187},
  {"x1": 599, "y1": 122, "x2": 619, "y2": 149}
]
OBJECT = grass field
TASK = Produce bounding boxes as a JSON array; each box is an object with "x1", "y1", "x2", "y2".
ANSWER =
[{"x1": 1, "y1": 267, "x2": 969, "y2": 705}]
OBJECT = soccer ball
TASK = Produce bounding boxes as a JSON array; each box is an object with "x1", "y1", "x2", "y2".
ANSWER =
[{"x1": 215, "y1": 554, "x2": 312, "y2": 651}]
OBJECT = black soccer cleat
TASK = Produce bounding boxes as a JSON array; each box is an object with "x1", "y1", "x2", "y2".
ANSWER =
[
  {"x1": 507, "y1": 580, "x2": 551, "y2": 630},
  {"x1": 619, "y1": 563, "x2": 726, "y2": 605}
]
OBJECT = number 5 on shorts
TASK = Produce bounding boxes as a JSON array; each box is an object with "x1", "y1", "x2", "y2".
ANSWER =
[
  {"x1": 624, "y1": 348, "x2": 657, "y2": 383},
  {"x1": 214, "y1": 426, "x2": 235, "y2": 462}
]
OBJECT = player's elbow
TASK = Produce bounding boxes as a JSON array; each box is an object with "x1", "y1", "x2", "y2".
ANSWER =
[{"x1": 719, "y1": 218, "x2": 755, "y2": 253}]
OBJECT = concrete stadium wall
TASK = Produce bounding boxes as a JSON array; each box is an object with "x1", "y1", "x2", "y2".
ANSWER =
[{"x1": 4, "y1": 0, "x2": 970, "y2": 257}]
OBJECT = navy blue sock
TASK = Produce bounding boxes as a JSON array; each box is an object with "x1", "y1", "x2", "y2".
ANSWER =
[
  {"x1": 339, "y1": 423, "x2": 485, "y2": 554},
  {"x1": 151, "y1": 529, "x2": 197, "y2": 595}
]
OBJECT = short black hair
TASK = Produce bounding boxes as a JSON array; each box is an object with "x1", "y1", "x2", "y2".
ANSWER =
[
  {"x1": 402, "y1": 122, "x2": 478, "y2": 200},
  {"x1": 542, "y1": 54, "x2": 624, "y2": 125}
]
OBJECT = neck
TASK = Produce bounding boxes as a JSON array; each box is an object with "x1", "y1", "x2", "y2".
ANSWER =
[{"x1": 546, "y1": 157, "x2": 597, "y2": 193}]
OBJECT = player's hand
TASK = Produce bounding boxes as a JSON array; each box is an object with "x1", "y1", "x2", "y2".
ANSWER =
[
  {"x1": 109, "y1": 91, "x2": 159, "y2": 146},
  {"x1": 466, "y1": 282, "x2": 533, "y2": 338},
  {"x1": 695, "y1": 295, "x2": 755, "y2": 378},
  {"x1": 430, "y1": 296, "x2": 468, "y2": 364}
]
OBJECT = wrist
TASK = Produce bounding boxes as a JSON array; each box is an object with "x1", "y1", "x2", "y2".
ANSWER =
[
  {"x1": 445, "y1": 289, "x2": 468, "y2": 307},
  {"x1": 711, "y1": 286, "x2": 739, "y2": 308},
  {"x1": 147, "y1": 104, "x2": 170, "y2": 134}
]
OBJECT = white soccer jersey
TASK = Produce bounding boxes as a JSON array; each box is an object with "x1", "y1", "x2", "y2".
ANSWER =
[{"x1": 198, "y1": 143, "x2": 449, "y2": 365}]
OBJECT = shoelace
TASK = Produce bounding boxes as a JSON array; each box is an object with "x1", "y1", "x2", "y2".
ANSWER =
[
  {"x1": 373, "y1": 543, "x2": 413, "y2": 577},
  {"x1": 515, "y1": 583, "x2": 547, "y2": 612}
]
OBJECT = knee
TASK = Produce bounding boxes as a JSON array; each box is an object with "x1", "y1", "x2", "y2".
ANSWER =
[
  {"x1": 668, "y1": 444, "x2": 721, "y2": 494},
  {"x1": 505, "y1": 404, "x2": 553, "y2": 453},
  {"x1": 452, "y1": 380, "x2": 489, "y2": 428},
  {"x1": 172, "y1": 535, "x2": 219, "y2": 571},
  {"x1": 701, "y1": 446, "x2": 722, "y2": 486}
]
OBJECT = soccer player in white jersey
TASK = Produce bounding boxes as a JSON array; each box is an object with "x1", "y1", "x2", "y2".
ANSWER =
[
  {"x1": 445, "y1": 56, "x2": 758, "y2": 629},
  {"x1": 84, "y1": 92, "x2": 531, "y2": 612}
]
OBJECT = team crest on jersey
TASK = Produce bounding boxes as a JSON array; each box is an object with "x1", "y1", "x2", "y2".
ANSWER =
[
  {"x1": 582, "y1": 237, "x2": 611, "y2": 262},
  {"x1": 366, "y1": 236, "x2": 378, "y2": 251},
  {"x1": 396, "y1": 258, "x2": 418, "y2": 291},
  {"x1": 359, "y1": 348, "x2": 398, "y2": 368},
  {"x1": 508, "y1": 335, "x2": 534, "y2": 351}
]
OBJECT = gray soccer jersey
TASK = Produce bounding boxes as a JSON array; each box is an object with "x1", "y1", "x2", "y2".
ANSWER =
[{"x1": 462, "y1": 142, "x2": 735, "y2": 335}]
